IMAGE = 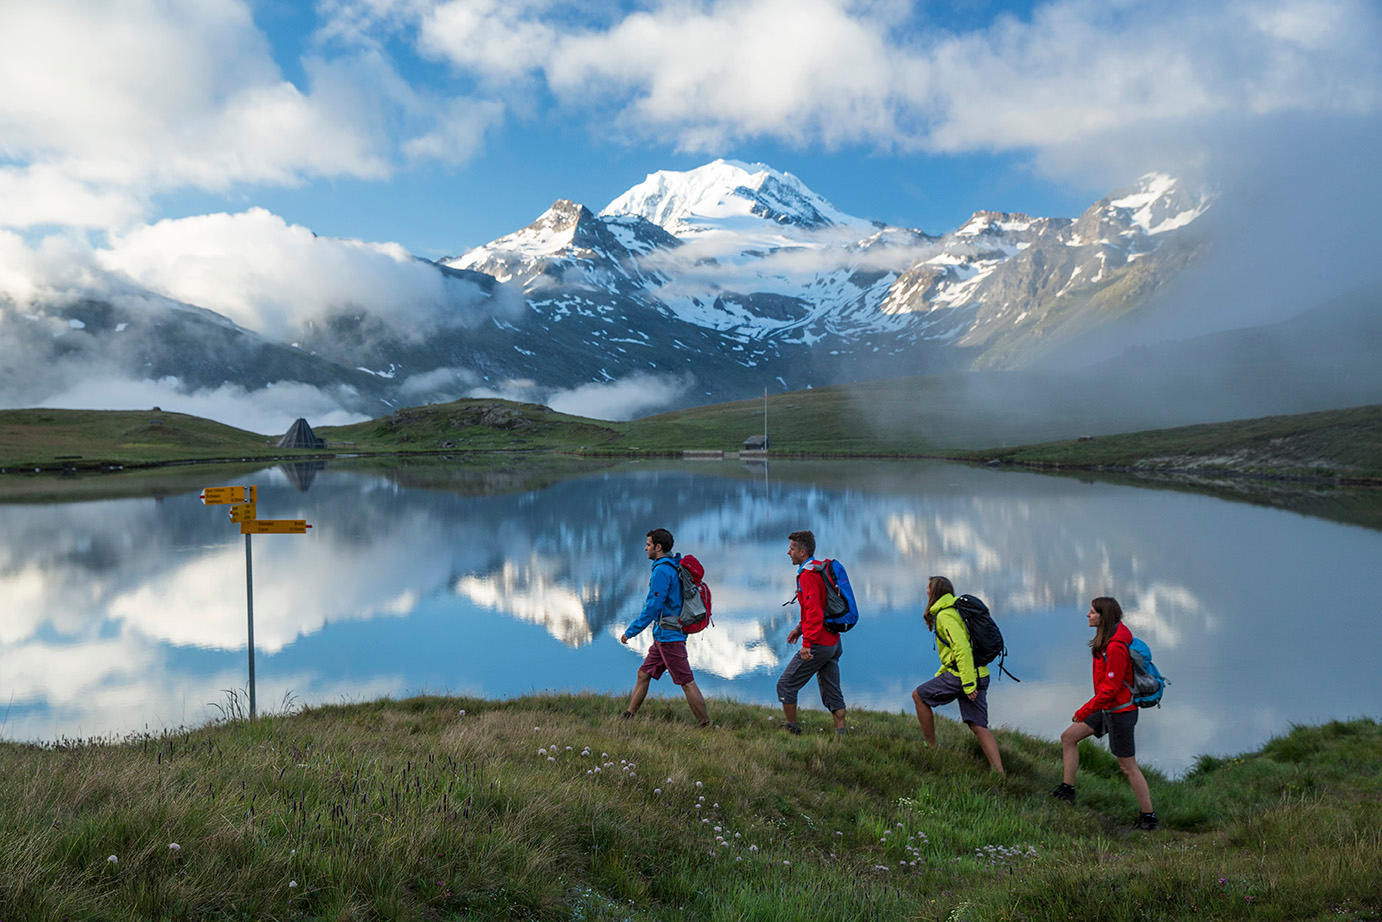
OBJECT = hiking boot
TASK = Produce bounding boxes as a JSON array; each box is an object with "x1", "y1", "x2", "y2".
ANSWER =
[
  {"x1": 1135, "y1": 812, "x2": 1159, "y2": 831},
  {"x1": 1051, "y1": 782, "x2": 1076, "y2": 802},
  {"x1": 784, "y1": 721, "x2": 802, "y2": 735}
]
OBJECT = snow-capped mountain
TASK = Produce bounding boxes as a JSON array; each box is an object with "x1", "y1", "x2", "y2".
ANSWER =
[{"x1": 1, "y1": 161, "x2": 1218, "y2": 423}]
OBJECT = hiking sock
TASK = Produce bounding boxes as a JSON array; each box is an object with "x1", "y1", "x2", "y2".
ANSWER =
[
  {"x1": 1051, "y1": 782, "x2": 1076, "y2": 802},
  {"x1": 784, "y1": 721, "x2": 802, "y2": 735},
  {"x1": 835, "y1": 727, "x2": 847, "y2": 736}
]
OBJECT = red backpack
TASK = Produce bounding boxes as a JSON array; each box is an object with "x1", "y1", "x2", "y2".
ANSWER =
[{"x1": 675, "y1": 554, "x2": 713, "y2": 634}]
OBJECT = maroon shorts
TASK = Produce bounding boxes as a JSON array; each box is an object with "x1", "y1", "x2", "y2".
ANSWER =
[{"x1": 639, "y1": 640, "x2": 695, "y2": 685}]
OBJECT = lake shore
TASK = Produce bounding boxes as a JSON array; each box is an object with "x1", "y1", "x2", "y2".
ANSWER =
[
  {"x1": 2, "y1": 694, "x2": 1377, "y2": 921},
  {"x1": 5, "y1": 401, "x2": 1381, "y2": 485}
]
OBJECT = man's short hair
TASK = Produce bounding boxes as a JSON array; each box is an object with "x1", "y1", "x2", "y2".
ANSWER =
[
  {"x1": 788, "y1": 530, "x2": 815, "y2": 556},
  {"x1": 646, "y1": 528, "x2": 675, "y2": 553}
]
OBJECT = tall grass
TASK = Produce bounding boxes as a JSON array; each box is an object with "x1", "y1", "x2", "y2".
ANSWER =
[{"x1": 0, "y1": 696, "x2": 1377, "y2": 921}]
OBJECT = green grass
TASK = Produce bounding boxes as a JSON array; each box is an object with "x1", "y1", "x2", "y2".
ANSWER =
[
  {"x1": 6, "y1": 391, "x2": 1382, "y2": 486},
  {"x1": 952, "y1": 404, "x2": 1382, "y2": 481},
  {"x1": 1, "y1": 696, "x2": 1376, "y2": 921}
]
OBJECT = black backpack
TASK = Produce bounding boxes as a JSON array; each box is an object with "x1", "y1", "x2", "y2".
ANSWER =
[{"x1": 949, "y1": 594, "x2": 1020, "y2": 681}]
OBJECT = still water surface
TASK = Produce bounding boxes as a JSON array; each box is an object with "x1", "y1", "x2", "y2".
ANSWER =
[{"x1": 3, "y1": 457, "x2": 1379, "y2": 775}]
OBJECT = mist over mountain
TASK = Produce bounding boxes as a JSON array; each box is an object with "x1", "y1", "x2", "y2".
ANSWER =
[{"x1": 1, "y1": 159, "x2": 1374, "y2": 433}]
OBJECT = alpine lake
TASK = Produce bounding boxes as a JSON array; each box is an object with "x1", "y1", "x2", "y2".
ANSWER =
[{"x1": 3, "y1": 454, "x2": 1380, "y2": 776}]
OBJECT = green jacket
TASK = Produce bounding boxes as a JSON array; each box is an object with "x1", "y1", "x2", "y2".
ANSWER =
[{"x1": 929, "y1": 593, "x2": 989, "y2": 693}]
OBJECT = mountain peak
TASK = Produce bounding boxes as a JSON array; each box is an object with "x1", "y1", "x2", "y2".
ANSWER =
[
  {"x1": 600, "y1": 159, "x2": 870, "y2": 238},
  {"x1": 1103, "y1": 173, "x2": 1212, "y2": 235}
]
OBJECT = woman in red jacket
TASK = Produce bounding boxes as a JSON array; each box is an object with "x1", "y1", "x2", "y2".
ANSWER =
[{"x1": 1051, "y1": 597, "x2": 1157, "y2": 830}]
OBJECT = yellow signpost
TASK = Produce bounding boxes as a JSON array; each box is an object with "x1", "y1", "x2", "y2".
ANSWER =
[
  {"x1": 240, "y1": 519, "x2": 311, "y2": 535},
  {"x1": 202, "y1": 484, "x2": 310, "y2": 719}
]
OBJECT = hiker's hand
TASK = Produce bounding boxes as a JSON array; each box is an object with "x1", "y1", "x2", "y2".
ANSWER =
[
  {"x1": 787, "y1": 627, "x2": 801, "y2": 644},
  {"x1": 799, "y1": 648, "x2": 813, "y2": 661},
  {"x1": 619, "y1": 633, "x2": 629, "y2": 645},
  {"x1": 967, "y1": 689, "x2": 979, "y2": 701}
]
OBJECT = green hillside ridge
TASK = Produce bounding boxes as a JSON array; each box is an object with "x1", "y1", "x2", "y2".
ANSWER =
[
  {"x1": 951, "y1": 404, "x2": 1382, "y2": 481},
  {"x1": 2, "y1": 696, "x2": 1376, "y2": 921},
  {"x1": 4, "y1": 395, "x2": 1382, "y2": 484}
]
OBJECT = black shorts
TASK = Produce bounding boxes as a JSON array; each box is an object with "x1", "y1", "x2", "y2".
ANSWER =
[{"x1": 1083, "y1": 709, "x2": 1138, "y2": 758}]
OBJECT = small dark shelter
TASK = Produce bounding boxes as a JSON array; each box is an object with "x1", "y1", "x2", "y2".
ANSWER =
[
  {"x1": 742, "y1": 434, "x2": 769, "y2": 451},
  {"x1": 277, "y1": 418, "x2": 326, "y2": 450}
]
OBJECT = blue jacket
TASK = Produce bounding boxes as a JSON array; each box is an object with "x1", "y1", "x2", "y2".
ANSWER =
[{"x1": 624, "y1": 554, "x2": 686, "y2": 643}]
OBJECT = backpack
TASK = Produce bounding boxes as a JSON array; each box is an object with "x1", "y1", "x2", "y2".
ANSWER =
[
  {"x1": 949, "y1": 594, "x2": 1020, "y2": 681},
  {"x1": 1122, "y1": 636, "x2": 1166, "y2": 707},
  {"x1": 819, "y1": 559, "x2": 859, "y2": 633},
  {"x1": 663, "y1": 554, "x2": 713, "y2": 634}
]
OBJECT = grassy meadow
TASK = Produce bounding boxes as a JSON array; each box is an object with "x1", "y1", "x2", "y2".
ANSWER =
[
  {"x1": 1, "y1": 695, "x2": 1377, "y2": 921},
  {"x1": 4, "y1": 392, "x2": 1381, "y2": 486}
]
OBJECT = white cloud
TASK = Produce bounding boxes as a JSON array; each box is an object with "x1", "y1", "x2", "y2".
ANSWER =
[
  {"x1": 96, "y1": 208, "x2": 490, "y2": 339},
  {"x1": 407, "y1": 0, "x2": 1381, "y2": 164},
  {"x1": 0, "y1": 0, "x2": 422, "y2": 229},
  {"x1": 545, "y1": 373, "x2": 692, "y2": 420},
  {"x1": 33, "y1": 375, "x2": 369, "y2": 434}
]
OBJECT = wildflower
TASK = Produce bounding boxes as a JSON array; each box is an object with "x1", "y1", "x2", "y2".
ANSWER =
[
  {"x1": 654, "y1": 788, "x2": 662, "y2": 795},
  {"x1": 719, "y1": 841, "x2": 729, "y2": 847},
  {"x1": 566, "y1": 746, "x2": 573, "y2": 750},
  {"x1": 749, "y1": 845, "x2": 759, "y2": 852},
  {"x1": 458, "y1": 709, "x2": 465, "y2": 715},
  {"x1": 734, "y1": 832, "x2": 741, "y2": 839},
  {"x1": 538, "y1": 748, "x2": 547, "y2": 756},
  {"x1": 534, "y1": 727, "x2": 541, "y2": 731},
  {"x1": 290, "y1": 849, "x2": 296, "y2": 856},
  {"x1": 873, "y1": 865, "x2": 891, "y2": 872},
  {"x1": 107, "y1": 855, "x2": 118, "y2": 865},
  {"x1": 695, "y1": 804, "x2": 702, "y2": 809},
  {"x1": 289, "y1": 880, "x2": 298, "y2": 889},
  {"x1": 168, "y1": 843, "x2": 180, "y2": 852},
  {"x1": 594, "y1": 767, "x2": 601, "y2": 773},
  {"x1": 698, "y1": 795, "x2": 705, "y2": 802},
  {"x1": 783, "y1": 860, "x2": 791, "y2": 866},
  {"x1": 713, "y1": 826, "x2": 722, "y2": 832},
  {"x1": 713, "y1": 802, "x2": 719, "y2": 808},
  {"x1": 547, "y1": 756, "x2": 556, "y2": 762},
  {"x1": 695, "y1": 781, "x2": 703, "y2": 788}
]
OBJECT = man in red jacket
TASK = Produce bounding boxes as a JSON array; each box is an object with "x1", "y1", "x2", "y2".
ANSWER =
[{"x1": 776, "y1": 530, "x2": 847, "y2": 736}]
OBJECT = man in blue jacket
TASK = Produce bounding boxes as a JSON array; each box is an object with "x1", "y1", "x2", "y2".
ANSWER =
[{"x1": 619, "y1": 528, "x2": 710, "y2": 726}]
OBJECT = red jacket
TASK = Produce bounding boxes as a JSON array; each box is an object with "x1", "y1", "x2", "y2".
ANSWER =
[
  {"x1": 796, "y1": 562, "x2": 839, "y2": 650},
  {"x1": 1074, "y1": 622, "x2": 1136, "y2": 722}
]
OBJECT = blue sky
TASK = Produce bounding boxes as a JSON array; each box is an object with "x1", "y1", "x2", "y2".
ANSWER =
[{"x1": 7, "y1": 0, "x2": 1378, "y2": 261}]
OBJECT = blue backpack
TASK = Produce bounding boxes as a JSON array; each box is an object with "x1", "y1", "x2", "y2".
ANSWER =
[
  {"x1": 1124, "y1": 637, "x2": 1167, "y2": 708},
  {"x1": 819, "y1": 559, "x2": 859, "y2": 633}
]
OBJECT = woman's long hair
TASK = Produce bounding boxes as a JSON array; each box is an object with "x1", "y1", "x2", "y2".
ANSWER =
[
  {"x1": 924, "y1": 576, "x2": 955, "y2": 632},
  {"x1": 1088, "y1": 596, "x2": 1124, "y2": 657}
]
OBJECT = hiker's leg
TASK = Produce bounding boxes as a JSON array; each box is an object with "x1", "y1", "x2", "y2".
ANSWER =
[
  {"x1": 1117, "y1": 756, "x2": 1154, "y2": 813},
  {"x1": 681, "y1": 680, "x2": 709, "y2": 726},
  {"x1": 625, "y1": 670, "x2": 652, "y2": 715},
  {"x1": 912, "y1": 688, "x2": 937, "y2": 746},
  {"x1": 816, "y1": 646, "x2": 846, "y2": 731},
  {"x1": 1060, "y1": 722, "x2": 1095, "y2": 785},
  {"x1": 969, "y1": 723, "x2": 1005, "y2": 774},
  {"x1": 777, "y1": 655, "x2": 814, "y2": 725}
]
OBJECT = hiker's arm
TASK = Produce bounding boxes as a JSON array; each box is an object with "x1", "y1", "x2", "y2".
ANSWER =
[
  {"x1": 942, "y1": 616, "x2": 979, "y2": 693},
  {"x1": 624, "y1": 566, "x2": 672, "y2": 640},
  {"x1": 1074, "y1": 643, "x2": 1128, "y2": 721},
  {"x1": 798, "y1": 574, "x2": 825, "y2": 650}
]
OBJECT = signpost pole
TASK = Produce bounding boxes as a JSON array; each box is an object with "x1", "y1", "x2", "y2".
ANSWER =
[{"x1": 244, "y1": 532, "x2": 256, "y2": 720}]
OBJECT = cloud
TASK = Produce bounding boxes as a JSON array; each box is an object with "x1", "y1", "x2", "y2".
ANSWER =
[
  {"x1": 31, "y1": 375, "x2": 370, "y2": 434},
  {"x1": 95, "y1": 209, "x2": 491, "y2": 339},
  {"x1": 0, "y1": 0, "x2": 490, "y2": 230},
  {"x1": 475, "y1": 372, "x2": 691, "y2": 420},
  {"x1": 406, "y1": 0, "x2": 1381, "y2": 161}
]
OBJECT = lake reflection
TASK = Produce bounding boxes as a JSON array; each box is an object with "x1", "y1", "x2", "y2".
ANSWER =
[{"x1": 2, "y1": 457, "x2": 1379, "y2": 775}]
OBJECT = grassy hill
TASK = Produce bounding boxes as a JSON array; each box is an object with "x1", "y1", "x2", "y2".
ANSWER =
[
  {"x1": 1, "y1": 695, "x2": 1376, "y2": 921},
  {"x1": 4, "y1": 394, "x2": 1381, "y2": 485},
  {"x1": 949, "y1": 404, "x2": 1382, "y2": 481}
]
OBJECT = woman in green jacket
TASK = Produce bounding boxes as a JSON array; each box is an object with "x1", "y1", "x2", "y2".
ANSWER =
[{"x1": 911, "y1": 576, "x2": 1004, "y2": 773}]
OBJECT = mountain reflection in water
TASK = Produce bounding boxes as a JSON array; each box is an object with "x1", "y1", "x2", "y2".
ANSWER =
[{"x1": 1, "y1": 456, "x2": 1379, "y2": 775}]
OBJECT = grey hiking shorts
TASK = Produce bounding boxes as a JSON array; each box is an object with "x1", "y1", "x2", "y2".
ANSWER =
[{"x1": 776, "y1": 641, "x2": 846, "y2": 712}]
